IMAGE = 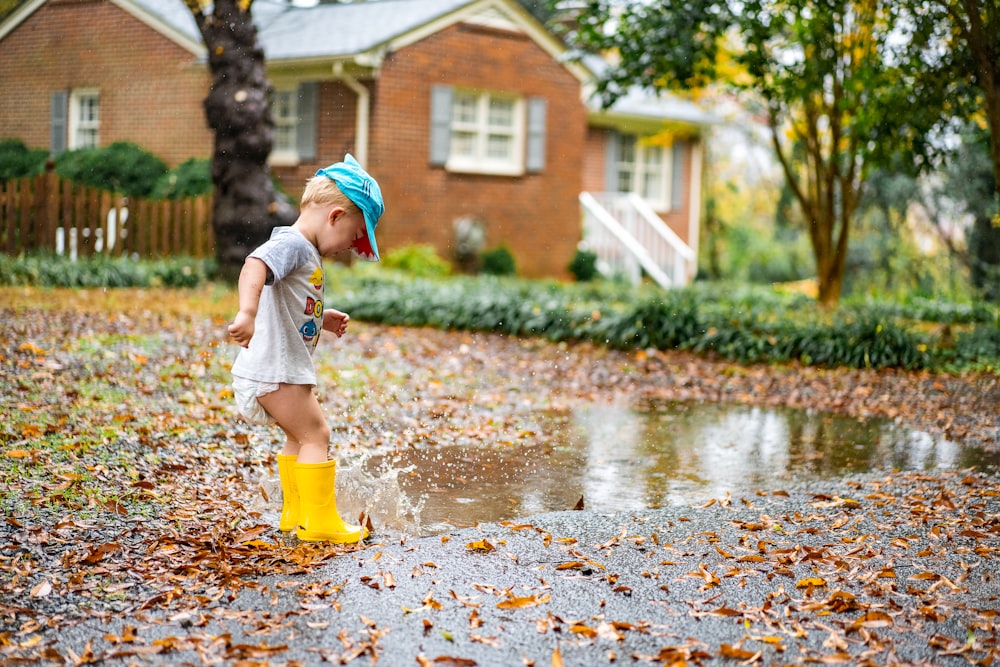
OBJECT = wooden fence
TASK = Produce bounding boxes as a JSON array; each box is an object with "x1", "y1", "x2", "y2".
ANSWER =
[{"x1": 0, "y1": 172, "x2": 214, "y2": 259}]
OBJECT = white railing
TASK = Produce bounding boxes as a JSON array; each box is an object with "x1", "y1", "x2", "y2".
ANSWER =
[{"x1": 579, "y1": 192, "x2": 696, "y2": 289}]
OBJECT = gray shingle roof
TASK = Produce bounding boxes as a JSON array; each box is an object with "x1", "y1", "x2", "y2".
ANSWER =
[{"x1": 130, "y1": 0, "x2": 475, "y2": 59}]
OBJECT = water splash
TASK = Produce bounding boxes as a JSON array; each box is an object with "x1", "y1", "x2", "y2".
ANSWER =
[{"x1": 335, "y1": 453, "x2": 425, "y2": 537}]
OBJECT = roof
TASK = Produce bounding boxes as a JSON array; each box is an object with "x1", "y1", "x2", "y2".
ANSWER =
[
  {"x1": 128, "y1": 0, "x2": 497, "y2": 59},
  {"x1": 2, "y1": 0, "x2": 716, "y2": 126},
  {"x1": 580, "y1": 55, "x2": 717, "y2": 128}
]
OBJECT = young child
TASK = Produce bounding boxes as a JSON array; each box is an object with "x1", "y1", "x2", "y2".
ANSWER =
[{"x1": 228, "y1": 154, "x2": 383, "y2": 544}]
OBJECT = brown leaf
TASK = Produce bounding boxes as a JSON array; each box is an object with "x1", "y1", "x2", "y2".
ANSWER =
[
  {"x1": 432, "y1": 657, "x2": 478, "y2": 666},
  {"x1": 496, "y1": 593, "x2": 550, "y2": 609},
  {"x1": 83, "y1": 542, "x2": 121, "y2": 565},
  {"x1": 720, "y1": 643, "x2": 759, "y2": 661},
  {"x1": 851, "y1": 611, "x2": 893, "y2": 630},
  {"x1": 30, "y1": 579, "x2": 52, "y2": 597},
  {"x1": 552, "y1": 644, "x2": 564, "y2": 667}
]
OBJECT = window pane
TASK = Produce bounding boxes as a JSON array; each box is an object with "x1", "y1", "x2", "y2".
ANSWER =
[
  {"x1": 641, "y1": 145, "x2": 664, "y2": 200},
  {"x1": 80, "y1": 97, "x2": 99, "y2": 123},
  {"x1": 275, "y1": 126, "x2": 294, "y2": 151},
  {"x1": 617, "y1": 137, "x2": 635, "y2": 163},
  {"x1": 453, "y1": 94, "x2": 478, "y2": 123},
  {"x1": 488, "y1": 99, "x2": 514, "y2": 126},
  {"x1": 78, "y1": 128, "x2": 98, "y2": 148},
  {"x1": 617, "y1": 170, "x2": 634, "y2": 193},
  {"x1": 452, "y1": 131, "x2": 477, "y2": 157},
  {"x1": 487, "y1": 133, "x2": 512, "y2": 159},
  {"x1": 274, "y1": 91, "x2": 293, "y2": 119}
]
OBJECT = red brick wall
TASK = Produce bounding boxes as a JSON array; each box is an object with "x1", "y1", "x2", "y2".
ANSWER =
[
  {"x1": 0, "y1": 0, "x2": 212, "y2": 166},
  {"x1": 368, "y1": 22, "x2": 587, "y2": 279},
  {"x1": 582, "y1": 127, "x2": 607, "y2": 192}
]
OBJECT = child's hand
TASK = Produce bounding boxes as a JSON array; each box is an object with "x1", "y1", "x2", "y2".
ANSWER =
[
  {"x1": 323, "y1": 309, "x2": 350, "y2": 337},
  {"x1": 228, "y1": 311, "x2": 256, "y2": 348}
]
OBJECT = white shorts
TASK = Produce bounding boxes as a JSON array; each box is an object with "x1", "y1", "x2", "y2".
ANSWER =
[{"x1": 232, "y1": 376, "x2": 280, "y2": 425}]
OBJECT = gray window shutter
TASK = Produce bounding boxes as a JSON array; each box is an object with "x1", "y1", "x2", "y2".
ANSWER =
[
  {"x1": 671, "y1": 140, "x2": 685, "y2": 210},
  {"x1": 604, "y1": 130, "x2": 620, "y2": 192},
  {"x1": 525, "y1": 97, "x2": 546, "y2": 173},
  {"x1": 50, "y1": 91, "x2": 68, "y2": 155},
  {"x1": 429, "y1": 84, "x2": 453, "y2": 166},
  {"x1": 296, "y1": 82, "x2": 318, "y2": 162}
]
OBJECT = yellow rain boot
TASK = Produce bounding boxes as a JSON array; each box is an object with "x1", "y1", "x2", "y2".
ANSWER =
[
  {"x1": 276, "y1": 454, "x2": 299, "y2": 532},
  {"x1": 295, "y1": 460, "x2": 368, "y2": 543}
]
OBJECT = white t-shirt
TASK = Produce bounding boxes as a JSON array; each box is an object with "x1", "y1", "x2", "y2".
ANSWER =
[{"x1": 231, "y1": 227, "x2": 325, "y2": 385}]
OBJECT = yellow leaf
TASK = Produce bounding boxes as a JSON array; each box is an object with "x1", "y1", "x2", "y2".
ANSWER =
[
  {"x1": 466, "y1": 539, "x2": 495, "y2": 553},
  {"x1": 5, "y1": 449, "x2": 34, "y2": 459},
  {"x1": 796, "y1": 577, "x2": 827, "y2": 588}
]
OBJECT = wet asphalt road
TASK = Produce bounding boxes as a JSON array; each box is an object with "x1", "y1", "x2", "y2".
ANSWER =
[{"x1": 50, "y1": 472, "x2": 999, "y2": 666}]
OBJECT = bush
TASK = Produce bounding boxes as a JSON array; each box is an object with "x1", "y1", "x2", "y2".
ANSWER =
[
  {"x1": 381, "y1": 244, "x2": 452, "y2": 277},
  {"x1": 0, "y1": 139, "x2": 48, "y2": 182},
  {"x1": 54, "y1": 142, "x2": 168, "y2": 197},
  {"x1": 152, "y1": 158, "x2": 212, "y2": 199},
  {"x1": 480, "y1": 245, "x2": 516, "y2": 276},
  {"x1": 0, "y1": 253, "x2": 214, "y2": 288},
  {"x1": 568, "y1": 248, "x2": 599, "y2": 282}
]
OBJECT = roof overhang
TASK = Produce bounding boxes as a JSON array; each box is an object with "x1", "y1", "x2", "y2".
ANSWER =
[{"x1": 0, "y1": 0, "x2": 204, "y2": 55}]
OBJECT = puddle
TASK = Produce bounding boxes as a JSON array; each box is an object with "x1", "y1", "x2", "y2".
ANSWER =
[{"x1": 347, "y1": 401, "x2": 999, "y2": 536}]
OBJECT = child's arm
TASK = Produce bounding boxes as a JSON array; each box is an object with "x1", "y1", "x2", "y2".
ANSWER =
[
  {"x1": 322, "y1": 308, "x2": 350, "y2": 338},
  {"x1": 228, "y1": 258, "x2": 268, "y2": 348}
]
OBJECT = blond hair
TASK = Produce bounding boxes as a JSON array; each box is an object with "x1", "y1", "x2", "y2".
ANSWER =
[{"x1": 301, "y1": 174, "x2": 360, "y2": 214}]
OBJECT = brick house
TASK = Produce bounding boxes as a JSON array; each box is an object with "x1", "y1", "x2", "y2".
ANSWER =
[{"x1": 0, "y1": 0, "x2": 714, "y2": 283}]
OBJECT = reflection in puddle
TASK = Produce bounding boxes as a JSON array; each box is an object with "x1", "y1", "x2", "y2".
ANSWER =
[{"x1": 342, "y1": 402, "x2": 998, "y2": 536}]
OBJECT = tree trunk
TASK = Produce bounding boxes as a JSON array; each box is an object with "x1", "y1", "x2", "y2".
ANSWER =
[{"x1": 185, "y1": 0, "x2": 296, "y2": 282}]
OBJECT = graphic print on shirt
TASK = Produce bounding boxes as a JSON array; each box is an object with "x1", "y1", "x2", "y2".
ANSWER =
[
  {"x1": 301, "y1": 264, "x2": 324, "y2": 346},
  {"x1": 300, "y1": 319, "x2": 319, "y2": 343},
  {"x1": 308, "y1": 267, "x2": 323, "y2": 291},
  {"x1": 305, "y1": 297, "x2": 323, "y2": 317}
]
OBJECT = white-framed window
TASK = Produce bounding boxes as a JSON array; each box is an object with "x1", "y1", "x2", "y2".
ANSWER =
[
  {"x1": 616, "y1": 134, "x2": 671, "y2": 210},
  {"x1": 69, "y1": 89, "x2": 99, "y2": 149},
  {"x1": 447, "y1": 90, "x2": 525, "y2": 176},
  {"x1": 270, "y1": 88, "x2": 298, "y2": 164}
]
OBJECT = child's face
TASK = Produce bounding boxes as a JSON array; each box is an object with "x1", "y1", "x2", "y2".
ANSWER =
[{"x1": 319, "y1": 207, "x2": 366, "y2": 258}]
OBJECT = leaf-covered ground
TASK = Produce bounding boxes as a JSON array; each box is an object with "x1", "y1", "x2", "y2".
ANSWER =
[{"x1": 1, "y1": 286, "x2": 997, "y2": 665}]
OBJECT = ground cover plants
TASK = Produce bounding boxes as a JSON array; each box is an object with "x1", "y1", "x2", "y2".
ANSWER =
[{"x1": 4, "y1": 253, "x2": 996, "y2": 374}]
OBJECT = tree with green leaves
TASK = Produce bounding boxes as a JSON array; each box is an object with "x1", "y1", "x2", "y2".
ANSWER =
[
  {"x1": 564, "y1": 0, "x2": 956, "y2": 305},
  {"x1": 900, "y1": 1, "x2": 1000, "y2": 301},
  {"x1": 183, "y1": 0, "x2": 295, "y2": 281}
]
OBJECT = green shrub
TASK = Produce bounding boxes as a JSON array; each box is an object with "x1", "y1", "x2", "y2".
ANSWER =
[
  {"x1": 0, "y1": 253, "x2": 213, "y2": 288},
  {"x1": 381, "y1": 244, "x2": 452, "y2": 277},
  {"x1": 152, "y1": 158, "x2": 212, "y2": 199},
  {"x1": 568, "y1": 248, "x2": 599, "y2": 282},
  {"x1": 480, "y1": 245, "x2": 516, "y2": 276},
  {"x1": 55, "y1": 142, "x2": 168, "y2": 197},
  {"x1": 0, "y1": 139, "x2": 48, "y2": 182}
]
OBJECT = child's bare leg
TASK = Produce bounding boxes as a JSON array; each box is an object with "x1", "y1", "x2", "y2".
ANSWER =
[{"x1": 257, "y1": 384, "x2": 330, "y2": 464}]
